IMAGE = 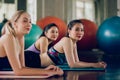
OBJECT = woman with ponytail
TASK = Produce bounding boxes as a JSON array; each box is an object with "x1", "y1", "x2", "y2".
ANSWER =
[{"x1": 0, "y1": 10, "x2": 63, "y2": 77}]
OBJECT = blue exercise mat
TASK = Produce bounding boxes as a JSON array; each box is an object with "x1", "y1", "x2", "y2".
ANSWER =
[
  {"x1": 0, "y1": 64, "x2": 105, "y2": 71},
  {"x1": 0, "y1": 68, "x2": 12, "y2": 71},
  {"x1": 57, "y1": 64, "x2": 105, "y2": 71}
]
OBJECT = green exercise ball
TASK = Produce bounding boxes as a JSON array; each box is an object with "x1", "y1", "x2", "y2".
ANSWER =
[{"x1": 25, "y1": 24, "x2": 42, "y2": 49}]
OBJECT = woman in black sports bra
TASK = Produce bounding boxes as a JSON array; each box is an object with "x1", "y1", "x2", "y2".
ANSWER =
[
  {"x1": 48, "y1": 19, "x2": 107, "y2": 68},
  {"x1": 0, "y1": 10, "x2": 63, "y2": 77}
]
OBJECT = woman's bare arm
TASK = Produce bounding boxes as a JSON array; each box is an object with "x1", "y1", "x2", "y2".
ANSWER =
[
  {"x1": 73, "y1": 44, "x2": 80, "y2": 62},
  {"x1": 62, "y1": 38, "x2": 106, "y2": 68},
  {"x1": 62, "y1": 37, "x2": 79, "y2": 68},
  {"x1": 39, "y1": 37, "x2": 49, "y2": 54},
  {"x1": 3, "y1": 35, "x2": 63, "y2": 76},
  {"x1": 19, "y1": 37, "x2": 25, "y2": 67}
]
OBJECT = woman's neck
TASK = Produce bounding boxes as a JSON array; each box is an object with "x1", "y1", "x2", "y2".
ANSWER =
[
  {"x1": 48, "y1": 39, "x2": 53, "y2": 45},
  {"x1": 69, "y1": 37, "x2": 77, "y2": 44},
  {"x1": 15, "y1": 32, "x2": 24, "y2": 39}
]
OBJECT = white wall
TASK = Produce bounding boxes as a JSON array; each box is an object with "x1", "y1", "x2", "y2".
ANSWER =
[{"x1": 117, "y1": 0, "x2": 120, "y2": 16}]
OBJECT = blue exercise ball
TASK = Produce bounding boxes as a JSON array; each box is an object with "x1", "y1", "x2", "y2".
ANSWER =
[
  {"x1": 97, "y1": 16, "x2": 120, "y2": 55},
  {"x1": 25, "y1": 24, "x2": 42, "y2": 49},
  {"x1": 0, "y1": 23, "x2": 4, "y2": 36},
  {"x1": 0, "y1": 19, "x2": 8, "y2": 36}
]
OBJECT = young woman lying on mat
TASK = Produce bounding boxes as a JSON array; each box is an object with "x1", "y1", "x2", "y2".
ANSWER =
[
  {"x1": 48, "y1": 19, "x2": 107, "y2": 68},
  {"x1": 28, "y1": 19, "x2": 106, "y2": 68},
  {"x1": 0, "y1": 10, "x2": 63, "y2": 77},
  {"x1": 25, "y1": 23, "x2": 59, "y2": 67}
]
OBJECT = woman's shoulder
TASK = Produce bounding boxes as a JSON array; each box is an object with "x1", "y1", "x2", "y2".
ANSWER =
[
  {"x1": 0, "y1": 34, "x2": 14, "y2": 40},
  {"x1": 37, "y1": 36, "x2": 48, "y2": 42},
  {"x1": 60, "y1": 37, "x2": 72, "y2": 42},
  {"x1": 0, "y1": 34, "x2": 15, "y2": 45},
  {"x1": 39, "y1": 36, "x2": 48, "y2": 40}
]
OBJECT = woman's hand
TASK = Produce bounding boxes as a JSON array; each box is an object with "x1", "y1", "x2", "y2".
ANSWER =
[
  {"x1": 45, "y1": 65, "x2": 58, "y2": 70},
  {"x1": 45, "y1": 65, "x2": 64, "y2": 76},
  {"x1": 93, "y1": 61, "x2": 107, "y2": 68}
]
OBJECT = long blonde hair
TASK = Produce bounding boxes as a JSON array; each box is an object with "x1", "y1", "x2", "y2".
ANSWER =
[{"x1": 1, "y1": 10, "x2": 27, "y2": 36}]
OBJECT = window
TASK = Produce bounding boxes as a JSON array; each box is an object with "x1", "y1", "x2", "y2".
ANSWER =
[
  {"x1": 0, "y1": 0, "x2": 16, "y2": 22},
  {"x1": 27, "y1": 0, "x2": 36, "y2": 24},
  {"x1": 76, "y1": 0, "x2": 95, "y2": 21}
]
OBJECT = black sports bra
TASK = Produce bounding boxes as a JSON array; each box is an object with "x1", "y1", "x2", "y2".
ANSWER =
[{"x1": 0, "y1": 56, "x2": 12, "y2": 71}]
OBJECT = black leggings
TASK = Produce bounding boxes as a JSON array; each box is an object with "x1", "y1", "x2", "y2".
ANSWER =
[{"x1": 25, "y1": 51, "x2": 41, "y2": 68}]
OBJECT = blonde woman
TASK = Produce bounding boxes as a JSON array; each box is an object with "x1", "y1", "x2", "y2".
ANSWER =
[{"x1": 0, "y1": 10, "x2": 63, "y2": 77}]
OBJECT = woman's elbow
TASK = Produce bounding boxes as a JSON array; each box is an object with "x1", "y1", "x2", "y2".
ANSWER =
[
  {"x1": 14, "y1": 71, "x2": 22, "y2": 76},
  {"x1": 69, "y1": 64, "x2": 76, "y2": 68},
  {"x1": 13, "y1": 68, "x2": 23, "y2": 76},
  {"x1": 68, "y1": 62, "x2": 80, "y2": 68}
]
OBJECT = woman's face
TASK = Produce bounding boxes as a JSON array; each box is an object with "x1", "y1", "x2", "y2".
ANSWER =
[
  {"x1": 45, "y1": 26, "x2": 59, "y2": 41},
  {"x1": 68, "y1": 23, "x2": 84, "y2": 41},
  {"x1": 15, "y1": 13, "x2": 32, "y2": 35}
]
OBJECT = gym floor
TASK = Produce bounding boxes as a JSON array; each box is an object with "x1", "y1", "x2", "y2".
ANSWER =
[
  {"x1": 0, "y1": 68, "x2": 119, "y2": 80},
  {"x1": 0, "y1": 52, "x2": 120, "y2": 80}
]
